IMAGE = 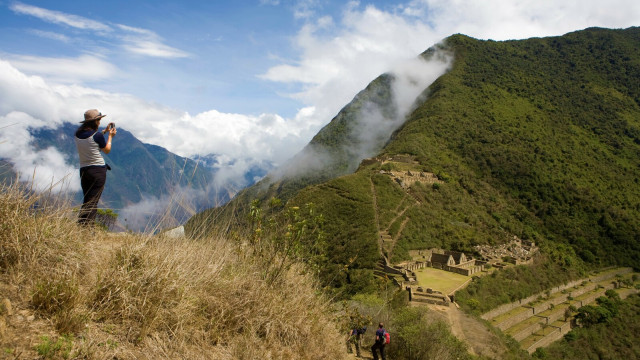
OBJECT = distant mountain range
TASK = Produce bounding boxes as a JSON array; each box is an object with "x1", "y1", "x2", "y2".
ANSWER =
[
  {"x1": 31, "y1": 123, "x2": 213, "y2": 208},
  {"x1": 189, "y1": 27, "x2": 640, "y2": 296},
  {"x1": 1, "y1": 122, "x2": 271, "y2": 230}
]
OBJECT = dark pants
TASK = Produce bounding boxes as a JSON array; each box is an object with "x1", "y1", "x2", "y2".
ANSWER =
[
  {"x1": 371, "y1": 342, "x2": 386, "y2": 360},
  {"x1": 78, "y1": 166, "x2": 107, "y2": 226},
  {"x1": 347, "y1": 335, "x2": 361, "y2": 356}
]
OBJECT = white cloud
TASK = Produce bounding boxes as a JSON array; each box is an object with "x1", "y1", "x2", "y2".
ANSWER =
[
  {"x1": 117, "y1": 189, "x2": 195, "y2": 232},
  {"x1": 10, "y1": 2, "x2": 111, "y2": 32},
  {"x1": 262, "y1": 4, "x2": 443, "y2": 137},
  {"x1": 260, "y1": 0, "x2": 281, "y2": 5},
  {"x1": 399, "y1": 0, "x2": 640, "y2": 40},
  {"x1": 5, "y1": 55, "x2": 118, "y2": 84},
  {"x1": 293, "y1": 0, "x2": 321, "y2": 19},
  {"x1": 117, "y1": 24, "x2": 190, "y2": 58},
  {"x1": 0, "y1": 112, "x2": 80, "y2": 193},
  {"x1": 10, "y1": 3, "x2": 189, "y2": 59},
  {"x1": 121, "y1": 38, "x2": 190, "y2": 58},
  {"x1": 27, "y1": 29, "x2": 71, "y2": 42}
]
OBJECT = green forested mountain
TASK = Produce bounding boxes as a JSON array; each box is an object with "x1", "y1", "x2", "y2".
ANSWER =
[{"x1": 189, "y1": 27, "x2": 640, "y2": 297}]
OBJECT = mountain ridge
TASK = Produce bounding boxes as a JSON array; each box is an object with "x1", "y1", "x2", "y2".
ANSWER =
[{"x1": 189, "y1": 26, "x2": 640, "y2": 298}]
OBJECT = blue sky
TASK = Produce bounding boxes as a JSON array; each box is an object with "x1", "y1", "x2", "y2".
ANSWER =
[
  {"x1": 0, "y1": 0, "x2": 406, "y2": 116},
  {"x1": 1, "y1": 0, "x2": 640, "y2": 193},
  {"x1": 1, "y1": 0, "x2": 305, "y2": 115}
]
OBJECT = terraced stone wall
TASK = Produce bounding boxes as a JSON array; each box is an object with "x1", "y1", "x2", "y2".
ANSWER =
[
  {"x1": 526, "y1": 322, "x2": 571, "y2": 354},
  {"x1": 511, "y1": 320, "x2": 544, "y2": 342},
  {"x1": 482, "y1": 278, "x2": 586, "y2": 321},
  {"x1": 496, "y1": 308, "x2": 535, "y2": 330}
]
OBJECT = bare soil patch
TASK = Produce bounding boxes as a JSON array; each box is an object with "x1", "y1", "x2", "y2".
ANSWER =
[{"x1": 427, "y1": 303, "x2": 510, "y2": 359}]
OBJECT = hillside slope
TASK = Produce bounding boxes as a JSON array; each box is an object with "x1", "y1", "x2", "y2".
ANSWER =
[
  {"x1": 381, "y1": 26, "x2": 640, "y2": 265},
  {"x1": 0, "y1": 184, "x2": 347, "y2": 359},
  {"x1": 190, "y1": 27, "x2": 640, "y2": 297}
]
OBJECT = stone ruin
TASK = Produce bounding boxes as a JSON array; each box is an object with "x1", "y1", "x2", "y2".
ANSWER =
[
  {"x1": 359, "y1": 154, "x2": 442, "y2": 189},
  {"x1": 382, "y1": 249, "x2": 485, "y2": 304},
  {"x1": 474, "y1": 236, "x2": 539, "y2": 267},
  {"x1": 408, "y1": 286, "x2": 451, "y2": 306},
  {"x1": 408, "y1": 249, "x2": 485, "y2": 276},
  {"x1": 379, "y1": 237, "x2": 540, "y2": 307},
  {"x1": 378, "y1": 259, "x2": 453, "y2": 306},
  {"x1": 383, "y1": 170, "x2": 442, "y2": 189}
]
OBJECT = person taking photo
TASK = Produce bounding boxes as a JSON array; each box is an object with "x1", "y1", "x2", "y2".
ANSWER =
[{"x1": 74, "y1": 109, "x2": 116, "y2": 226}]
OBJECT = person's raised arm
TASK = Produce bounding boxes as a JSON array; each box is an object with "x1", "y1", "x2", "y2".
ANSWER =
[{"x1": 102, "y1": 126, "x2": 117, "y2": 154}]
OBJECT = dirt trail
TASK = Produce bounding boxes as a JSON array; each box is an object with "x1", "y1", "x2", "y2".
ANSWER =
[
  {"x1": 393, "y1": 217, "x2": 410, "y2": 241},
  {"x1": 346, "y1": 303, "x2": 508, "y2": 359},
  {"x1": 384, "y1": 205, "x2": 409, "y2": 232},
  {"x1": 371, "y1": 175, "x2": 416, "y2": 260},
  {"x1": 429, "y1": 304, "x2": 509, "y2": 359},
  {"x1": 346, "y1": 348, "x2": 373, "y2": 360},
  {"x1": 369, "y1": 176, "x2": 387, "y2": 262}
]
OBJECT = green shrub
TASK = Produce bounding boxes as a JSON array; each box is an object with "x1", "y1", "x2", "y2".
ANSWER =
[
  {"x1": 381, "y1": 163, "x2": 395, "y2": 171},
  {"x1": 35, "y1": 335, "x2": 73, "y2": 359},
  {"x1": 96, "y1": 208, "x2": 118, "y2": 230}
]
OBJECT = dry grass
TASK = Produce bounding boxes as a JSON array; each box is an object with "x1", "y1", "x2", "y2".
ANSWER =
[{"x1": 0, "y1": 183, "x2": 347, "y2": 359}]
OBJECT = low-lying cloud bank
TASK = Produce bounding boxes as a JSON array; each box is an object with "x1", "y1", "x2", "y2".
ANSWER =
[
  {"x1": 0, "y1": 111, "x2": 80, "y2": 193},
  {"x1": 0, "y1": 59, "x2": 309, "y2": 195}
]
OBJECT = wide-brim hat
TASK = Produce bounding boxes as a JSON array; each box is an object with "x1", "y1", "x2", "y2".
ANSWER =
[{"x1": 81, "y1": 109, "x2": 107, "y2": 123}]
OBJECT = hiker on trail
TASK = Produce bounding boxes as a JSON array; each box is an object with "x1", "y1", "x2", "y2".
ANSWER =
[
  {"x1": 346, "y1": 326, "x2": 365, "y2": 357},
  {"x1": 371, "y1": 322, "x2": 386, "y2": 360},
  {"x1": 346, "y1": 328, "x2": 357, "y2": 356},
  {"x1": 75, "y1": 109, "x2": 116, "y2": 226}
]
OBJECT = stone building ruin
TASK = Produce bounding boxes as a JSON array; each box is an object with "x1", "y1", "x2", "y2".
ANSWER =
[
  {"x1": 385, "y1": 170, "x2": 442, "y2": 189},
  {"x1": 411, "y1": 249, "x2": 485, "y2": 276},
  {"x1": 474, "y1": 237, "x2": 539, "y2": 267}
]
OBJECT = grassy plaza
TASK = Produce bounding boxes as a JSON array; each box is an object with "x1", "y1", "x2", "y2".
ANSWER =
[{"x1": 414, "y1": 267, "x2": 470, "y2": 294}]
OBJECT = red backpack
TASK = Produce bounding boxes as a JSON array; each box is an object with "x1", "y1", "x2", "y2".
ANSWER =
[{"x1": 384, "y1": 331, "x2": 390, "y2": 344}]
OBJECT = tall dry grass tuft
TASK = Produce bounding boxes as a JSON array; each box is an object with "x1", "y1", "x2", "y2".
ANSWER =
[
  {"x1": 0, "y1": 183, "x2": 86, "y2": 276},
  {"x1": 0, "y1": 183, "x2": 90, "y2": 334},
  {"x1": 0, "y1": 183, "x2": 348, "y2": 359},
  {"x1": 90, "y1": 234, "x2": 346, "y2": 359}
]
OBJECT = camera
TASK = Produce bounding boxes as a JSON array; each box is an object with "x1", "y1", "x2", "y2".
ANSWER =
[{"x1": 107, "y1": 122, "x2": 116, "y2": 130}]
